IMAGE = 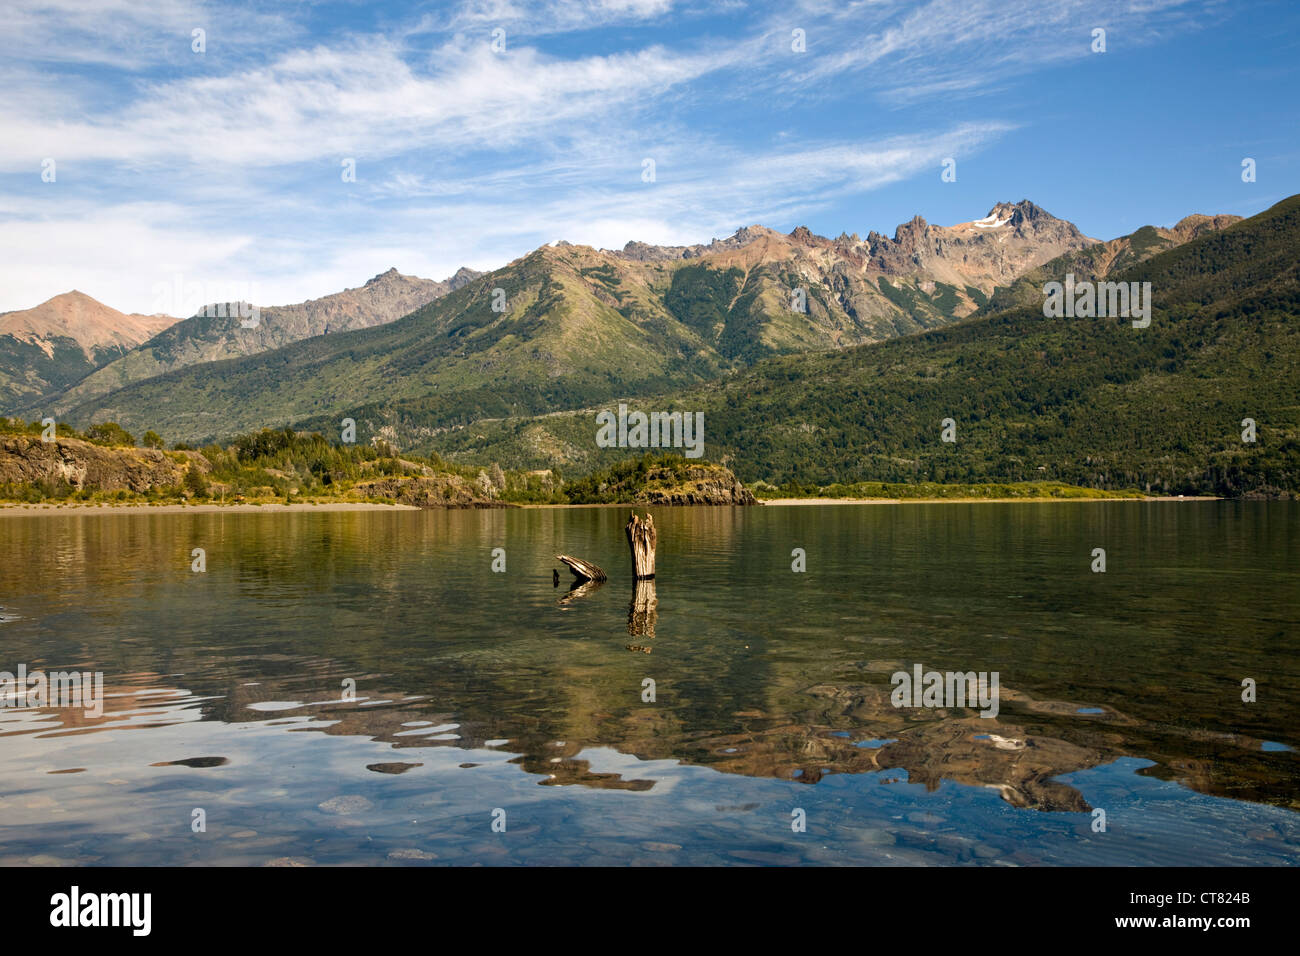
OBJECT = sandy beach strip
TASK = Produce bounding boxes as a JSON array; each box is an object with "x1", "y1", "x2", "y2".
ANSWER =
[
  {"x1": 757, "y1": 495, "x2": 1219, "y2": 505},
  {"x1": 0, "y1": 495, "x2": 1224, "y2": 515},
  {"x1": 0, "y1": 501, "x2": 421, "y2": 517}
]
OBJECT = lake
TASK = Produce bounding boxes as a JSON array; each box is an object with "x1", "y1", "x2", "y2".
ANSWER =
[{"x1": 1, "y1": 501, "x2": 1297, "y2": 866}]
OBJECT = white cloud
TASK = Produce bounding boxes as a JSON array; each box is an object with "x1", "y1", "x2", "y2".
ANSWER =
[
  {"x1": 0, "y1": 0, "x2": 1218, "y2": 314},
  {"x1": 0, "y1": 0, "x2": 295, "y2": 70},
  {"x1": 0, "y1": 121, "x2": 1012, "y2": 313},
  {"x1": 0, "y1": 199, "x2": 254, "y2": 314},
  {"x1": 414, "y1": 0, "x2": 678, "y2": 37},
  {"x1": 771, "y1": 0, "x2": 1205, "y2": 101},
  {"x1": 0, "y1": 38, "x2": 735, "y2": 171}
]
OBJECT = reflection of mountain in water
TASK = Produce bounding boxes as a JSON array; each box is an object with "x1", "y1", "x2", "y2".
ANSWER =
[
  {"x1": 11, "y1": 651, "x2": 1292, "y2": 814},
  {"x1": 2, "y1": 507, "x2": 1295, "y2": 817}
]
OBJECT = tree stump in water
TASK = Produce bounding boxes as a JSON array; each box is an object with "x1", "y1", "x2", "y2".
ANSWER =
[
  {"x1": 556, "y1": 554, "x2": 607, "y2": 583},
  {"x1": 626, "y1": 512, "x2": 657, "y2": 580}
]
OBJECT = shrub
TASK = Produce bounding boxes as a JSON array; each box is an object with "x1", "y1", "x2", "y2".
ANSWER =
[
  {"x1": 182, "y1": 466, "x2": 209, "y2": 499},
  {"x1": 85, "y1": 422, "x2": 135, "y2": 447}
]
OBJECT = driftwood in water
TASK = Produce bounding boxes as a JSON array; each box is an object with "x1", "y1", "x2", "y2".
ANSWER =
[
  {"x1": 625, "y1": 512, "x2": 657, "y2": 580},
  {"x1": 560, "y1": 579, "x2": 605, "y2": 605},
  {"x1": 628, "y1": 579, "x2": 658, "y2": 638},
  {"x1": 556, "y1": 553, "x2": 607, "y2": 583}
]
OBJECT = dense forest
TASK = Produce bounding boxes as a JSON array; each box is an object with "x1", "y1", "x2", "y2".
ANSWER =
[
  {"x1": 423, "y1": 195, "x2": 1300, "y2": 498},
  {"x1": 15, "y1": 196, "x2": 1298, "y2": 500}
]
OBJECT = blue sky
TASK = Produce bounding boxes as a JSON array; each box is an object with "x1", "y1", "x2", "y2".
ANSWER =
[{"x1": 1, "y1": 0, "x2": 1297, "y2": 314}]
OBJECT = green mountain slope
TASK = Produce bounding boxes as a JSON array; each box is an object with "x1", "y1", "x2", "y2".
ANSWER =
[
  {"x1": 983, "y1": 213, "x2": 1243, "y2": 314},
  {"x1": 422, "y1": 196, "x2": 1300, "y2": 497},
  {"x1": 64, "y1": 247, "x2": 727, "y2": 444},
  {"x1": 39, "y1": 267, "x2": 475, "y2": 417},
  {"x1": 58, "y1": 204, "x2": 1105, "y2": 444},
  {"x1": 0, "y1": 334, "x2": 105, "y2": 408},
  {"x1": 0, "y1": 291, "x2": 180, "y2": 409}
]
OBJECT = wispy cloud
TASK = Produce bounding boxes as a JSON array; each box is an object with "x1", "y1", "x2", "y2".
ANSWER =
[
  {"x1": 412, "y1": 0, "x2": 680, "y2": 37},
  {"x1": 0, "y1": 37, "x2": 736, "y2": 170},
  {"x1": 770, "y1": 0, "x2": 1209, "y2": 102},
  {"x1": 0, "y1": 0, "x2": 296, "y2": 70},
  {"x1": 0, "y1": 0, "x2": 1230, "y2": 312},
  {"x1": 0, "y1": 120, "x2": 1013, "y2": 312}
]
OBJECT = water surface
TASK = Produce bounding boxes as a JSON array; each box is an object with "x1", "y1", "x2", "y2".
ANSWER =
[{"x1": 1, "y1": 501, "x2": 1297, "y2": 865}]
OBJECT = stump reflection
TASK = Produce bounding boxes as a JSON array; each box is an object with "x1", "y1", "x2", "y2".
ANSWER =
[{"x1": 628, "y1": 578, "x2": 658, "y2": 638}]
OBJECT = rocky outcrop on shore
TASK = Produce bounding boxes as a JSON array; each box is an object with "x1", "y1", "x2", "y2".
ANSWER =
[
  {"x1": 571, "y1": 461, "x2": 757, "y2": 506},
  {"x1": 351, "y1": 475, "x2": 508, "y2": 508},
  {"x1": 635, "y1": 465, "x2": 757, "y2": 506},
  {"x1": 0, "y1": 434, "x2": 195, "y2": 492}
]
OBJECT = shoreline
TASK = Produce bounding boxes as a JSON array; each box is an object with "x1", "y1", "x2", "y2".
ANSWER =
[
  {"x1": 0, "y1": 494, "x2": 1227, "y2": 515},
  {"x1": 0, "y1": 501, "x2": 421, "y2": 516},
  {"x1": 756, "y1": 495, "x2": 1221, "y2": 505}
]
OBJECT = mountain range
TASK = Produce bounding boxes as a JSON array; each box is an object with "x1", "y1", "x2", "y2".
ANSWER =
[
  {"x1": 0, "y1": 292, "x2": 180, "y2": 408},
  {"x1": 39, "y1": 265, "x2": 481, "y2": 415},
  {"x1": 4, "y1": 196, "x2": 1286, "y2": 497},
  {"x1": 424, "y1": 196, "x2": 1299, "y2": 497},
  {"x1": 12, "y1": 200, "x2": 1197, "y2": 444}
]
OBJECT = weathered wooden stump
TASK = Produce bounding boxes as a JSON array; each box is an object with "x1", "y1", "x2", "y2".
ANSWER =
[
  {"x1": 626, "y1": 512, "x2": 657, "y2": 580},
  {"x1": 556, "y1": 553, "x2": 607, "y2": 583},
  {"x1": 628, "y1": 579, "x2": 658, "y2": 638}
]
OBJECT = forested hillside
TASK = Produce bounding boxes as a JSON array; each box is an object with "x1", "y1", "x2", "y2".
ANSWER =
[{"x1": 423, "y1": 196, "x2": 1300, "y2": 497}]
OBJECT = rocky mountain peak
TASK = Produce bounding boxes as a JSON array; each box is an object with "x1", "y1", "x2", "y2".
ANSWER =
[
  {"x1": 894, "y1": 215, "x2": 930, "y2": 240},
  {"x1": 447, "y1": 266, "x2": 482, "y2": 290},
  {"x1": 1012, "y1": 199, "x2": 1048, "y2": 221},
  {"x1": 359, "y1": 265, "x2": 480, "y2": 294},
  {"x1": 615, "y1": 225, "x2": 771, "y2": 262},
  {"x1": 995, "y1": 200, "x2": 1044, "y2": 224},
  {"x1": 0, "y1": 289, "x2": 181, "y2": 358},
  {"x1": 1168, "y1": 213, "x2": 1243, "y2": 242},
  {"x1": 960, "y1": 200, "x2": 1057, "y2": 233}
]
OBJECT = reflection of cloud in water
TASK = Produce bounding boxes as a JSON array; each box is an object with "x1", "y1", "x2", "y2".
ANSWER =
[
  {"x1": 5, "y1": 659, "x2": 1293, "y2": 814},
  {"x1": 0, "y1": 653, "x2": 1274, "y2": 832}
]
